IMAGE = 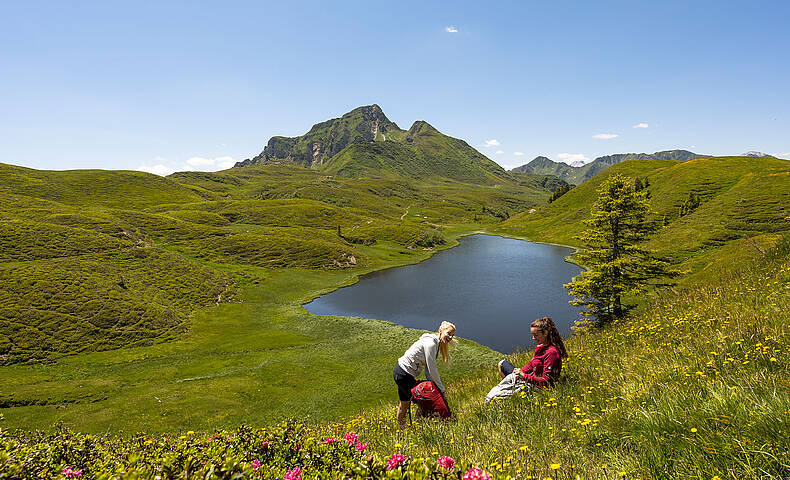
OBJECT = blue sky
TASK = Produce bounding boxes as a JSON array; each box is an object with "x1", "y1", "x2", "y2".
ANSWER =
[{"x1": 1, "y1": 0, "x2": 788, "y2": 174}]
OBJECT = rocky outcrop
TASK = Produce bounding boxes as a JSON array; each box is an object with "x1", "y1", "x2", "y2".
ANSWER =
[{"x1": 235, "y1": 105, "x2": 401, "y2": 168}]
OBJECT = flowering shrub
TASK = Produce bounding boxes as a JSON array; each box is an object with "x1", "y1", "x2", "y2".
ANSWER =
[
  {"x1": 0, "y1": 422, "x2": 383, "y2": 479},
  {"x1": 284, "y1": 466, "x2": 302, "y2": 480},
  {"x1": 0, "y1": 422, "x2": 488, "y2": 479},
  {"x1": 386, "y1": 453, "x2": 408, "y2": 470},
  {"x1": 462, "y1": 467, "x2": 492, "y2": 480},
  {"x1": 61, "y1": 466, "x2": 83, "y2": 478},
  {"x1": 343, "y1": 430, "x2": 358, "y2": 445}
]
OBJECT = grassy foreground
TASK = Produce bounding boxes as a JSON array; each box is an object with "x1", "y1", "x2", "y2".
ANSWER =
[
  {"x1": 2, "y1": 157, "x2": 789, "y2": 478},
  {"x1": 3, "y1": 234, "x2": 787, "y2": 479}
]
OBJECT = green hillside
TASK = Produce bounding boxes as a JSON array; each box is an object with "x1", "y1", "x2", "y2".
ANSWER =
[
  {"x1": 0, "y1": 163, "x2": 205, "y2": 208},
  {"x1": 0, "y1": 160, "x2": 559, "y2": 432},
  {"x1": 2, "y1": 156, "x2": 788, "y2": 479},
  {"x1": 322, "y1": 122, "x2": 509, "y2": 184},
  {"x1": 496, "y1": 156, "x2": 790, "y2": 281},
  {"x1": 233, "y1": 105, "x2": 516, "y2": 185}
]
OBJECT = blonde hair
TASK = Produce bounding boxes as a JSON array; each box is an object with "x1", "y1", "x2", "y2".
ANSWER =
[{"x1": 437, "y1": 321, "x2": 456, "y2": 364}]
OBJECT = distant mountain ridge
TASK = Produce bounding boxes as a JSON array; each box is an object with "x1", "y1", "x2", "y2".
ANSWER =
[
  {"x1": 235, "y1": 105, "x2": 509, "y2": 184},
  {"x1": 741, "y1": 151, "x2": 776, "y2": 158},
  {"x1": 511, "y1": 149, "x2": 703, "y2": 185}
]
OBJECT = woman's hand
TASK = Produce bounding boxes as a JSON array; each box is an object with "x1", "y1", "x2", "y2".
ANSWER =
[{"x1": 513, "y1": 369, "x2": 524, "y2": 380}]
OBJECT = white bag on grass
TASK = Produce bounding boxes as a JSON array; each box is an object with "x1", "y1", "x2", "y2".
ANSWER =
[{"x1": 484, "y1": 372, "x2": 529, "y2": 405}]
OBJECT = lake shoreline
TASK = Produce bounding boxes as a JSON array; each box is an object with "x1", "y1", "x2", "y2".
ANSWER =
[{"x1": 304, "y1": 232, "x2": 583, "y2": 353}]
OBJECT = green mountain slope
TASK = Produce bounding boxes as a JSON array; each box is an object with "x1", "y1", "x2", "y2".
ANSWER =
[
  {"x1": 234, "y1": 105, "x2": 513, "y2": 185},
  {"x1": 496, "y1": 156, "x2": 790, "y2": 283},
  {"x1": 0, "y1": 163, "x2": 205, "y2": 208},
  {"x1": 321, "y1": 121, "x2": 509, "y2": 184}
]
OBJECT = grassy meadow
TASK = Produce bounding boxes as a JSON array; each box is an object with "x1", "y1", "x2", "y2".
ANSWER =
[
  {"x1": 0, "y1": 162, "x2": 546, "y2": 432},
  {"x1": 1, "y1": 156, "x2": 789, "y2": 479}
]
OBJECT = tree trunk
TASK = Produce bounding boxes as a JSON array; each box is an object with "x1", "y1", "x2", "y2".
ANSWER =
[{"x1": 611, "y1": 217, "x2": 620, "y2": 318}]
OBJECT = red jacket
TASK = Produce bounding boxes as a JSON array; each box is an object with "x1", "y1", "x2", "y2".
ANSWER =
[{"x1": 520, "y1": 344, "x2": 562, "y2": 387}]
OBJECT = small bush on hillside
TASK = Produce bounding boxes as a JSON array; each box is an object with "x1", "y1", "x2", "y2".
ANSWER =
[{"x1": 414, "y1": 229, "x2": 445, "y2": 248}]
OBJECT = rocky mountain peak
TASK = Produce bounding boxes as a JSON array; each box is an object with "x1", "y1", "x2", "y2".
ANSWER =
[
  {"x1": 528, "y1": 156, "x2": 556, "y2": 165},
  {"x1": 407, "y1": 121, "x2": 439, "y2": 137}
]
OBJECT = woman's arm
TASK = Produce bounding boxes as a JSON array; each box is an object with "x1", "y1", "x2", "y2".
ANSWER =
[{"x1": 423, "y1": 338, "x2": 445, "y2": 393}]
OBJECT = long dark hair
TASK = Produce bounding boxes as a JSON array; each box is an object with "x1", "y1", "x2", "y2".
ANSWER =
[{"x1": 531, "y1": 317, "x2": 568, "y2": 359}]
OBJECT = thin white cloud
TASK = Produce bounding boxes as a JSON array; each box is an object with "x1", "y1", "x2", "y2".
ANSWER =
[
  {"x1": 186, "y1": 156, "x2": 236, "y2": 169},
  {"x1": 773, "y1": 151, "x2": 790, "y2": 159},
  {"x1": 137, "y1": 164, "x2": 176, "y2": 176},
  {"x1": 513, "y1": 152, "x2": 524, "y2": 156},
  {"x1": 137, "y1": 155, "x2": 236, "y2": 176},
  {"x1": 497, "y1": 160, "x2": 525, "y2": 169},
  {"x1": 495, "y1": 150, "x2": 504, "y2": 154},
  {"x1": 445, "y1": 26, "x2": 458, "y2": 33},
  {"x1": 186, "y1": 156, "x2": 215, "y2": 167},
  {"x1": 632, "y1": 123, "x2": 649, "y2": 129},
  {"x1": 482, "y1": 139, "x2": 500, "y2": 147},
  {"x1": 593, "y1": 133, "x2": 618, "y2": 139},
  {"x1": 558, "y1": 153, "x2": 590, "y2": 164}
]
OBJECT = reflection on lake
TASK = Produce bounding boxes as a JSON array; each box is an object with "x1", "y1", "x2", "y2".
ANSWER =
[{"x1": 304, "y1": 234, "x2": 582, "y2": 353}]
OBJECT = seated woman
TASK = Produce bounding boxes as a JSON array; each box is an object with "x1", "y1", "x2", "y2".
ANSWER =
[
  {"x1": 486, "y1": 317, "x2": 567, "y2": 404},
  {"x1": 499, "y1": 316, "x2": 567, "y2": 386}
]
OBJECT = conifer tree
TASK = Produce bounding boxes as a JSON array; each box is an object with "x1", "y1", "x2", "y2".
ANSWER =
[{"x1": 565, "y1": 173, "x2": 677, "y2": 327}]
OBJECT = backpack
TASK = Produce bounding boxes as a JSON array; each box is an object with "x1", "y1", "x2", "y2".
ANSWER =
[{"x1": 410, "y1": 380, "x2": 452, "y2": 420}]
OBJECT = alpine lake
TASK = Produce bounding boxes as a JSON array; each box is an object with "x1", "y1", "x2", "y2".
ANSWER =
[{"x1": 305, "y1": 234, "x2": 583, "y2": 353}]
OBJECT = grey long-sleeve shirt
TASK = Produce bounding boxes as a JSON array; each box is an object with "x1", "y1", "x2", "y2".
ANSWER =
[{"x1": 397, "y1": 333, "x2": 445, "y2": 393}]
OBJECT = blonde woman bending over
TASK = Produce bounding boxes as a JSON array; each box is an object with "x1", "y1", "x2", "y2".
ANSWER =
[{"x1": 393, "y1": 321, "x2": 456, "y2": 426}]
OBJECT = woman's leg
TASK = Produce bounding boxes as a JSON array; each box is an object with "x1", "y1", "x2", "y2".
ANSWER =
[
  {"x1": 397, "y1": 400, "x2": 411, "y2": 426},
  {"x1": 498, "y1": 359, "x2": 516, "y2": 379}
]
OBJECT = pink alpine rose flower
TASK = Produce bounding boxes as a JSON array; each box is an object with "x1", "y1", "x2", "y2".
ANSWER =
[
  {"x1": 354, "y1": 441, "x2": 368, "y2": 452},
  {"x1": 251, "y1": 460, "x2": 261, "y2": 471},
  {"x1": 284, "y1": 466, "x2": 302, "y2": 480},
  {"x1": 438, "y1": 456, "x2": 456, "y2": 469},
  {"x1": 386, "y1": 453, "x2": 407, "y2": 470},
  {"x1": 61, "y1": 467, "x2": 83, "y2": 478},
  {"x1": 462, "y1": 467, "x2": 492, "y2": 480},
  {"x1": 343, "y1": 431, "x2": 358, "y2": 445},
  {"x1": 322, "y1": 437, "x2": 338, "y2": 444}
]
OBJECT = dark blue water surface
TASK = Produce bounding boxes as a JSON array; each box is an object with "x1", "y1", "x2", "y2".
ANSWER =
[{"x1": 304, "y1": 234, "x2": 582, "y2": 353}]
